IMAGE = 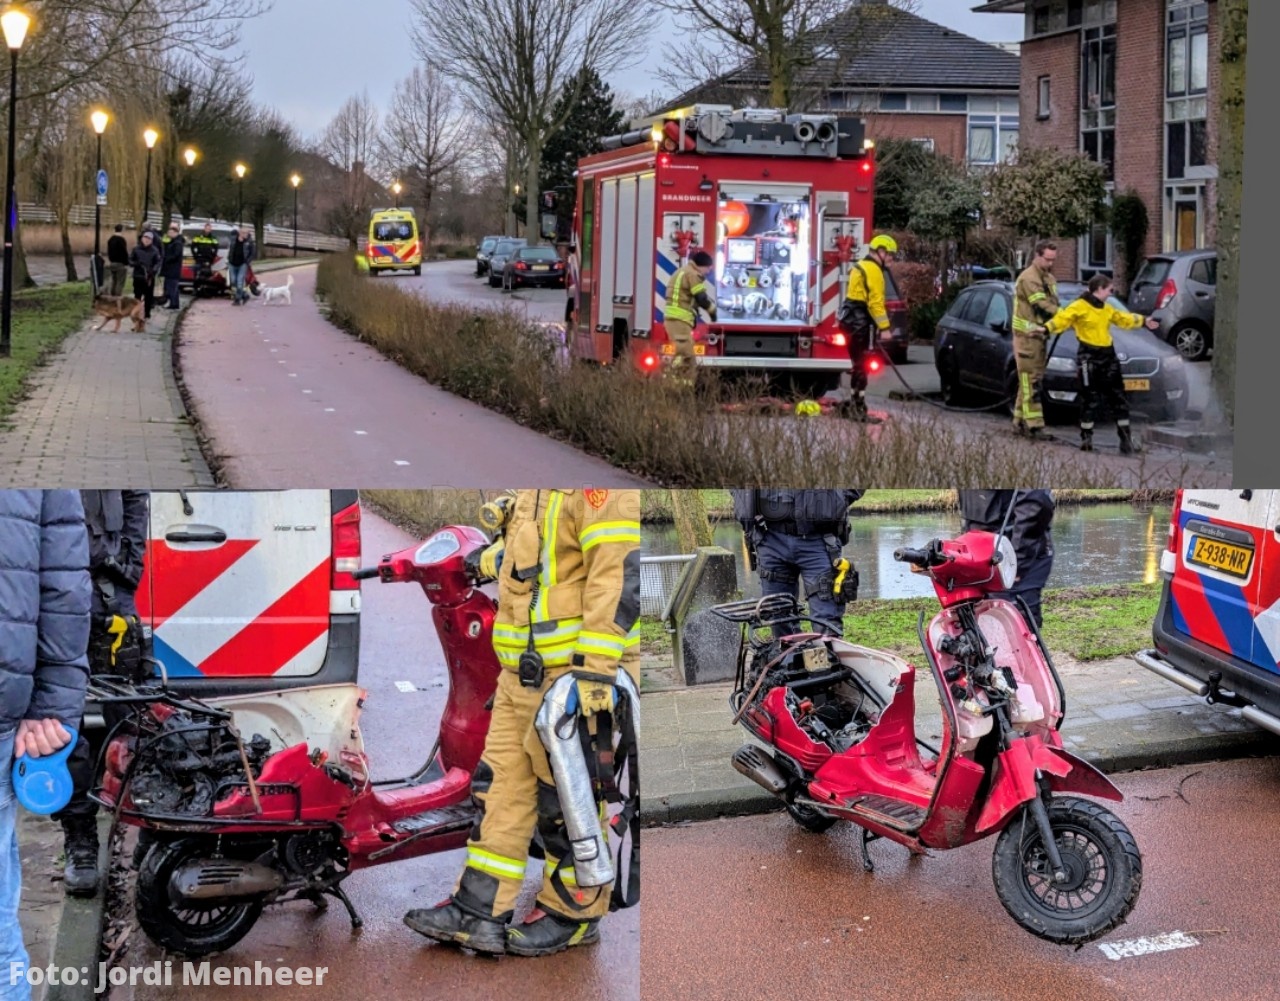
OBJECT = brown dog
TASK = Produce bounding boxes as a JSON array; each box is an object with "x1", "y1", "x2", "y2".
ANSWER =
[{"x1": 92, "y1": 294, "x2": 147, "y2": 333}]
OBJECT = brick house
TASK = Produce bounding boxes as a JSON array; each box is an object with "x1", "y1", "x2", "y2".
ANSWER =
[
  {"x1": 976, "y1": 0, "x2": 1218, "y2": 283},
  {"x1": 670, "y1": 1, "x2": 1021, "y2": 170}
]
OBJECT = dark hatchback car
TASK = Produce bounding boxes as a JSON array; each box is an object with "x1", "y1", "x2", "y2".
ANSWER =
[
  {"x1": 501, "y1": 246, "x2": 566, "y2": 291},
  {"x1": 475, "y1": 235, "x2": 504, "y2": 277},
  {"x1": 486, "y1": 238, "x2": 527, "y2": 287},
  {"x1": 933, "y1": 280, "x2": 1189, "y2": 423},
  {"x1": 1127, "y1": 249, "x2": 1216, "y2": 362},
  {"x1": 880, "y1": 266, "x2": 909, "y2": 365}
]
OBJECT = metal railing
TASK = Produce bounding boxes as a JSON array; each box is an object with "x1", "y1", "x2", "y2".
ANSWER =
[{"x1": 641, "y1": 554, "x2": 695, "y2": 617}]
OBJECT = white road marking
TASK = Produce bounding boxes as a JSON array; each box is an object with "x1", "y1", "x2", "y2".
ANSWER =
[
  {"x1": 394, "y1": 681, "x2": 417, "y2": 693},
  {"x1": 324, "y1": 408, "x2": 335, "y2": 413},
  {"x1": 302, "y1": 389, "x2": 312, "y2": 394},
  {"x1": 1098, "y1": 931, "x2": 1200, "y2": 961},
  {"x1": 394, "y1": 460, "x2": 410, "y2": 466},
  {"x1": 289, "y1": 373, "x2": 297, "y2": 378},
  {"x1": 354, "y1": 430, "x2": 368, "y2": 435},
  {"x1": 270, "y1": 348, "x2": 277, "y2": 353}
]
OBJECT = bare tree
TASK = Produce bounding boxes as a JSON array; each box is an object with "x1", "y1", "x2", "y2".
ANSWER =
[
  {"x1": 29, "y1": 101, "x2": 92, "y2": 281},
  {"x1": 379, "y1": 64, "x2": 467, "y2": 224},
  {"x1": 653, "y1": 0, "x2": 919, "y2": 110},
  {"x1": 410, "y1": 0, "x2": 657, "y2": 245},
  {"x1": 316, "y1": 93, "x2": 382, "y2": 247}
]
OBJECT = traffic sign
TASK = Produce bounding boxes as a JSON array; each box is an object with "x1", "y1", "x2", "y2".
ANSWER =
[{"x1": 96, "y1": 169, "x2": 108, "y2": 206}]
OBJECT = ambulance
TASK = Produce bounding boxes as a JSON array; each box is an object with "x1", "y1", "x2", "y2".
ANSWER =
[
  {"x1": 366, "y1": 208, "x2": 423, "y2": 276},
  {"x1": 573, "y1": 105, "x2": 879, "y2": 396},
  {"x1": 1136, "y1": 489, "x2": 1280, "y2": 736}
]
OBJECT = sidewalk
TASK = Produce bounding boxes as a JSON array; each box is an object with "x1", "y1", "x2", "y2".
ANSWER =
[
  {"x1": 0, "y1": 301, "x2": 213, "y2": 487},
  {"x1": 640, "y1": 652, "x2": 1278, "y2": 824}
]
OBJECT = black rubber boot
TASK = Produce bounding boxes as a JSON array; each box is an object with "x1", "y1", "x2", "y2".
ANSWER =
[
  {"x1": 1080, "y1": 428, "x2": 1094, "y2": 452},
  {"x1": 61, "y1": 820, "x2": 99, "y2": 897},
  {"x1": 1117, "y1": 424, "x2": 1138, "y2": 455},
  {"x1": 505, "y1": 909, "x2": 600, "y2": 958},
  {"x1": 403, "y1": 900, "x2": 507, "y2": 955}
]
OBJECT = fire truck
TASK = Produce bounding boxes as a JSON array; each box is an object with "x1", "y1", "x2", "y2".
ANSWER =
[{"x1": 572, "y1": 104, "x2": 877, "y2": 394}]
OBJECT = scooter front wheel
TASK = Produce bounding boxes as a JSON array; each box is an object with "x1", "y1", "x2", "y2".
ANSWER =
[
  {"x1": 991, "y1": 796, "x2": 1142, "y2": 945},
  {"x1": 786, "y1": 801, "x2": 838, "y2": 833},
  {"x1": 136, "y1": 838, "x2": 266, "y2": 956}
]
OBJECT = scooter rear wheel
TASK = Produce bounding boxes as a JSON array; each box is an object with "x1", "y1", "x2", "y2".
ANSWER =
[
  {"x1": 786, "y1": 802, "x2": 839, "y2": 834},
  {"x1": 136, "y1": 838, "x2": 266, "y2": 957},
  {"x1": 991, "y1": 796, "x2": 1142, "y2": 945}
]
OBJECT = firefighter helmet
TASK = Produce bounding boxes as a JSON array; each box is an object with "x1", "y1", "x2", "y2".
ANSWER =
[{"x1": 869, "y1": 234, "x2": 899, "y2": 254}]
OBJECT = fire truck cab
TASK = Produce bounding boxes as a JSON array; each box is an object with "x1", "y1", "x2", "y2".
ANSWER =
[{"x1": 573, "y1": 105, "x2": 876, "y2": 394}]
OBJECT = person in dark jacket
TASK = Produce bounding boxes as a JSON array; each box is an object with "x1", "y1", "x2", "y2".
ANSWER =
[
  {"x1": 227, "y1": 227, "x2": 255, "y2": 305},
  {"x1": 958, "y1": 489, "x2": 1055, "y2": 628},
  {"x1": 159, "y1": 222, "x2": 185, "y2": 310},
  {"x1": 731, "y1": 490, "x2": 864, "y2": 636},
  {"x1": 54, "y1": 491, "x2": 149, "y2": 896},
  {"x1": 106, "y1": 224, "x2": 130, "y2": 297},
  {"x1": 0, "y1": 491, "x2": 91, "y2": 994},
  {"x1": 129, "y1": 230, "x2": 162, "y2": 319}
]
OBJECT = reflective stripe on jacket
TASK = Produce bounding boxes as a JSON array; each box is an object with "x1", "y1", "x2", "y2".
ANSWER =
[
  {"x1": 843, "y1": 259, "x2": 890, "y2": 330},
  {"x1": 1044, "y1": 295, "x2": 1146, "y2": 349},
  {"x1": 665, "y1": 263, "x2": 713, "y2": 325},
  {"x1": 1013, "y1": 265, "x2": 1060, "y2": 334},
  {"x1": 492, "y1": 489, "x2": 641, "y2": 676}
]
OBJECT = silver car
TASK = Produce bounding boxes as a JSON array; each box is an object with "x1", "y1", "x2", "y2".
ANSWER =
[
  {"x1": 486, "y1": 238, "x2": 527, "y2": 288},
  {"x1": 1128, "y1": 250, "x2": 1216, "y2": 361}
]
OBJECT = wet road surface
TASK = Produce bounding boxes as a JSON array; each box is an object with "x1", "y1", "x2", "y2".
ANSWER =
[
  {"x1": 113, "y1": 510, "x2": 638, "y2": 1001},
  {"x1": 643, "y1": 757, "x2": 1280, "y2": 1001},
  {"x1": 176, "y1": 265, "x2": 642, "y2": 488}
]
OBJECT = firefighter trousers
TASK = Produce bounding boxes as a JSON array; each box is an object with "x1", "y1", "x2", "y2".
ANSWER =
[
  {"x1": 1012, "y1": 332, "x2": 1047, "y2": 430},
  {"x1": 1076, "y1": 344, "x2": 1130, "y2": 432},
  {"x1": 452, "y1": 662, "x2": 638, "y2": 924},
  {"x1": 664, "y1": 319, "x2": 696, "y2": 383}
]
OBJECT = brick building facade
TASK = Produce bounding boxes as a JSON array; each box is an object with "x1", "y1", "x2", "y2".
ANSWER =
[{"x1": 978, "y1": 0, "x2": 1218, "y2": 283}]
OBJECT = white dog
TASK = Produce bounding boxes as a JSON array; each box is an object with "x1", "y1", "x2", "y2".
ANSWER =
[{"x1": 259, "y1": 274, "x2": 294, "y2": 306}]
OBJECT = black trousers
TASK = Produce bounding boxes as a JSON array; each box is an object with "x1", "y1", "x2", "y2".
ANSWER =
[
  {"x1": 840, "y1": 302, "x2": 873, "y2": 398},
  {"x1": 132, "y1": 274, "x2": 155, "y2": 318},
  {"x1": 1076, "y1": 343, "x2": 1130, "y2": 429}
]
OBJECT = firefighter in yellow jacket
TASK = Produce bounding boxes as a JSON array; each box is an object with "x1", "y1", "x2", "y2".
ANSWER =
[
  {"x1": 663, "y1": 250, "x2": 717, "y2": 381},
  {"x1": 1042, "y1": 273, "x2": 1160, "y2": 454},
  {"x1": 1011, "y1": 240, "x2": 1062, "y2": 437},
  {"x1": 839, "y1": 234, "x2": 896, "y2": 420},
  {"x1": 405, "y1": 488, "x2": 641, "y2": 957}
]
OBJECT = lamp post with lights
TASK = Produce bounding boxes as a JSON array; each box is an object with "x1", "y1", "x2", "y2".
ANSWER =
[
  {"x1": 290, "y1": 173, "x2": 301, "y2": 257},
  {"x1": 234, "y1": 162, "x2": 247, "y2": 226},
  {"x1": 182, "y1": 146, "x2": 197, "y2": 221},
  {"x1": 0, "y1": 5, "x2": 30, "y2": 358},
  {"x1": 90, "y1": 109, "x2": 108, "y2": 292},
  {"x1": 141, "y1": 127, "x2": 159, "y2": 231}
]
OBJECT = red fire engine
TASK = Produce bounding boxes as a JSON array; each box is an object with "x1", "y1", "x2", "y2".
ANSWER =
[{"x1": 571, "y1": 104, "x2": 876, "y2": 394}]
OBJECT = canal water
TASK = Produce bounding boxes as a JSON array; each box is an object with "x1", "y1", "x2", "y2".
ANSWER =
[{"x1": 642, "y1": 502, "x2": 1170, "y2": 607}]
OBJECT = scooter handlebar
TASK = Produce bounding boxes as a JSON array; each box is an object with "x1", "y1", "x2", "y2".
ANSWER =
[
  {"x1": 350, "y1": 567, "x2": 381, "y2": 580},
  {"x1": 893, "y1": 547, "x2": 931, "y2": 568}
]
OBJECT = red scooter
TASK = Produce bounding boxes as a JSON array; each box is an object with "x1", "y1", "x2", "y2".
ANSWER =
[
  {"x1": 92, "y1": 525, "x2": 501, "y2": 957},
  {"x1": 718, "y1": 529, "x2": 1143, "y2": 945}
]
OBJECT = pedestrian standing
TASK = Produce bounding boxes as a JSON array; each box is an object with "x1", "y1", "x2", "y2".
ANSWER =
[
  {"x1": 0, "y1": 490, "x2": 91, "y2": 1001},
  {"x1": 129, "y1": 230, "x2": 161, "y2": 320},
  {"x1": 838, "y1": 234, "x2": 897, "y2": 421},
  {"x1": 1042, "y1": 274, "x2": 1160, "y2": 453},
  {"x1": 54, "y1": 491, "x2": 149, "y2": 897},
  {"x1": 663, "y1": 250, "x2": 717, "y2": 383},
  {"x1": 731, "y1": 490, "x2": 865, "y2": 637},
  {"x1": 1011, "y1": 241, "x2": 1062, "y2": 438},
  {"x1": 160, "y1": 222, "x2": 185, "y2": 310},
  {"x1": 106, "y1": 225, "x2": 129, "y2": 298},
  {"x1": 228, "y1": 227, "x2": 253, "y2": 305},
  {"x1": 957, "y1": 489, "x2": 1055, "y2": 629},
  {"x1": 563, "y1": 242, "x2": 580, "y2": 328}
]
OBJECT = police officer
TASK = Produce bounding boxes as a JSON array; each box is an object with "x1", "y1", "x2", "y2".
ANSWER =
[
  {"x1": 404, "y1": 489, "x2": 641, "y2": 957},
  {"x1": 55, "y1": 490, "x2": 150, "y2": 896},
  {"x1": 190, "y1": 222, "x2": 220, "y2": 295},
  {"x1": 1011, "y1": 241, "x2": 1062, "y2": 437},
  {"x1": 731, "y1": 490, "x2": 864, "y2": 635},
  {"x1": 957, "y1": 489, "x2": 1055, "y2": 629},
  {"x1": 838, "y1": 234, "x2": 897, "y2": 421},
  {"x1": 663, "y1": 250, "x2": 717, "y2": 383}
]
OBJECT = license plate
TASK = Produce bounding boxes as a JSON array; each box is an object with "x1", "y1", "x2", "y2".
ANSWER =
[
  {"x1": 1124, "y1": 378, "x2": 1150, "y2": 391},
  {"x1": 660, "y1": 344, "x2": 706, "y2": 356},
  {"x1": 1187, "y1": 535, "x2": 1254, "y2": 578},
  {"x1": 533, "y1": 265, "x2": 549, "y2": 271}
]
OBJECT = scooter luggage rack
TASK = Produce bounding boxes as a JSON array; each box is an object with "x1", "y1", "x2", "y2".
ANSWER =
[{"x1": 712, "y1": 593, "x2": 842, "y2": 640}]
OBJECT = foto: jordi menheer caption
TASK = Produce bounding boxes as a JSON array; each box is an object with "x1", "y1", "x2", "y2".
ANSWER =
[{"x1": 10, "y1": 961, "x2": 330, "y2": 992}]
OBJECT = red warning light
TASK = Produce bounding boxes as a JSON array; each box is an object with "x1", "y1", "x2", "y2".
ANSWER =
[
  {"x1": 658, "y1": 154, "x2": 671, "y2": 167},
  {"x1": 642, "y1": 353, "x2": 658, "y2": 369},
  {"x1": 867, "y1": 357, "x2": 882, "y2": 373},
  {"x1": 831, "y1": 332, "x2": 848, "y2": 347},
  {"x1": 861, "y1": 162, "x2": 872, "y2": 173}
]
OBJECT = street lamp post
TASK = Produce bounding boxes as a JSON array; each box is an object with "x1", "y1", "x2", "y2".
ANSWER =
[
  {"x1": 90, "y1": 109, "x2": 108, "y2": 293},
  {"x1": 182, "y1": 147, "x2": 197, "y2": 221},
  {"x1": 142, "y1": 126, "x2": 158, "y2": 231},
  {"x1": 290, "y1": 173, "x2": 301, "y2": 257},
  {"x1": 0, "y1": 6, "x2": 30, "y2": 360},
  {"x1": 234, "y1": 162, "x2": 247, "y2": 226},
  {"x1": 513, "y1": 182, "x2": 520, "y2": 238},
  {"x1": 392, "y1": 180, "x2": 402, "y2": 210}
]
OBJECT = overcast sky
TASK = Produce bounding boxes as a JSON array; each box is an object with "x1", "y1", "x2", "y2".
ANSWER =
[{"x1": 238, "y1": 1, "x2": 1024, "y2": 140}]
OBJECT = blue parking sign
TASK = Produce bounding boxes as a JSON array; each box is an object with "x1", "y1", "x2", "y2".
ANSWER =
[{"x1": 96, "y1": 170, "x2": 108, "y2": 197}]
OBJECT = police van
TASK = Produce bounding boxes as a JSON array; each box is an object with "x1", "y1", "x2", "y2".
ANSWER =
[
  {"x1": 1136, "y1": 489, "x2": 1280, "y2": 736},
  {"x1": 92, "y1": 491, "x2": 363, "y2": 712}
]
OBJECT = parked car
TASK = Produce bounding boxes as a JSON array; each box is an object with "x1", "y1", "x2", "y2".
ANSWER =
[
  {"x1": 180, "y1": 225, "x2": 260, "y2": 298},
  {"x1": 475, "y1": 234, "x2": 504, "y2": 277},
  {"x1": 933, "y1": 280, "x2": 1188, "y2": 423},
  {"x1": 1127, "y1": 249, "x2": 1216, "y2": 361},
  {"x1": 486, "y1": 238, "x2": 527, "y2": 288},
  {"x1": 1137, "y1": 489, "x2": 1280, "y2": 736},
  {"x1": 500, "y1": 246, "x2": 566, "y2": 291}
]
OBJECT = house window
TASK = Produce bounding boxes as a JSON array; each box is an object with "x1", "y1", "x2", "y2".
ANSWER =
[
  {"x1": 939, "y1": 94, "x2": 968, "y2": 113},
  {"x1": 907, "y1": 93, "x2": 939, "y2": 113},
  {"x1": 1037, "y1": 76, "x2": 1051, "y2": 118},
  {"x1": 1081, "y1": 24, "x2": 1117, "y2": 180},
  {"x1": 879, "y1": 92, "x2": 907, "y2": 111},
  {"x1": 1165, "y1": 1, "x2": 1211, "y2": 180},
  {"x1": 911, "y1": 138, "x2": 935, "y2": 153},
  {"x1": 1028, "y1": 0, "x2": 1114, "y2": 37},
  {"x1": 968, "y1": 114, "x2": 1020, "y2": 166}
]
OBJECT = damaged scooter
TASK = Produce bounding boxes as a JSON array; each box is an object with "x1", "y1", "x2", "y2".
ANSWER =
[
  {"x1": 92, "y1": 523, "x2": 638, "y2": 957},
  {"x1": 717, "y1": 528, "x2": 1143, "y2": 945}
]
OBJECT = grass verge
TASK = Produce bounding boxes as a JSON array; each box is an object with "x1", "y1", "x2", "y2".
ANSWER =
[
  {"x1": 363, "y1": 489, "x2": 495, "y2": 536},
  {"x1": 315, "y1": 256, "x2": 1195, "y2": 487},
  {"x1": 641, "y1": 581, "x2": 1160, "y2": 664},
  {"x1": 0, "y1": 282, "x2": 93, "y2": 423}
]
